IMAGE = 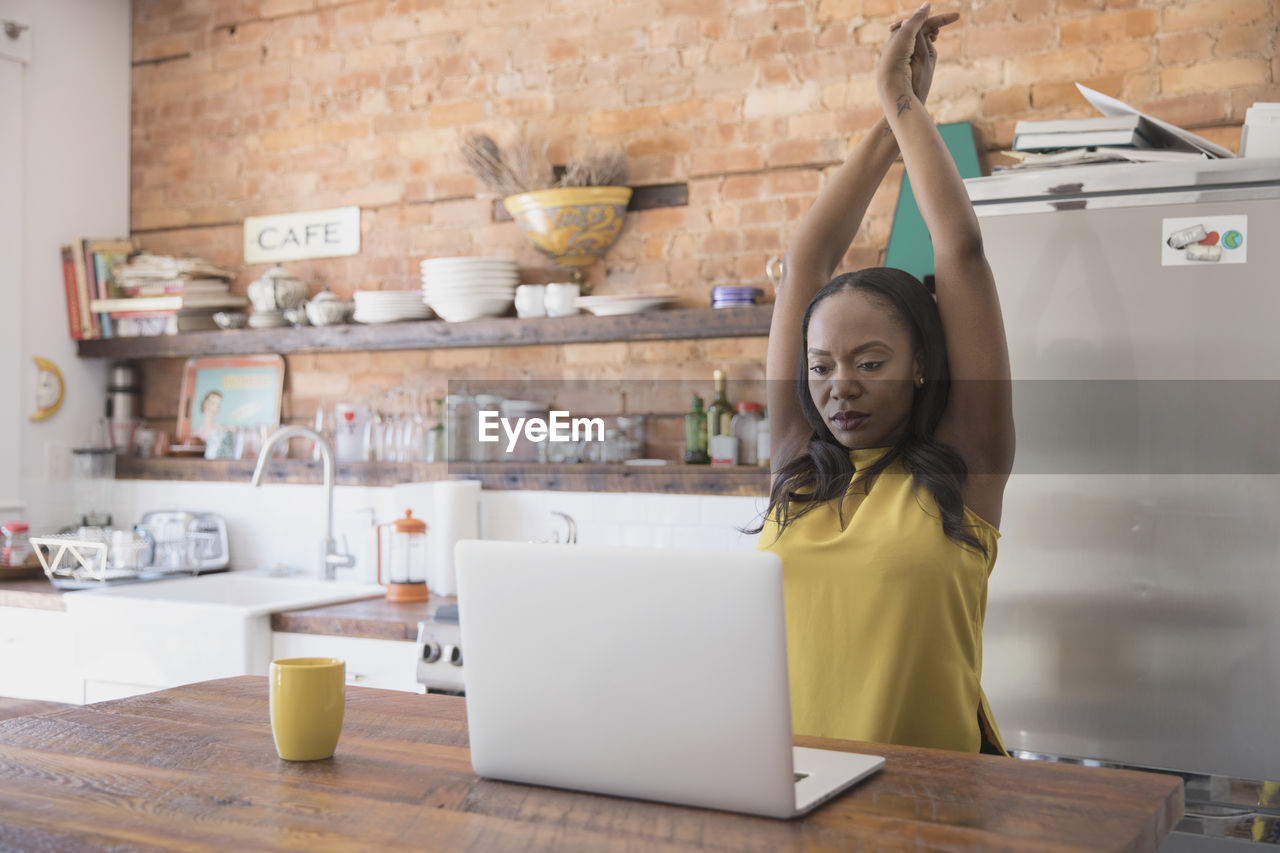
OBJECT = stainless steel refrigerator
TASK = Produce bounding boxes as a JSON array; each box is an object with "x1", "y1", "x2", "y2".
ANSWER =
[{"x1": 965, "y1": 157, "x2": 1280, "y2": 851}]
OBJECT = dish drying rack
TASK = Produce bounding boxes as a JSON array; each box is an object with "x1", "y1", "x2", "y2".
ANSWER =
[{"x1": 31, "y1": 511, "x2": 230, "y2": 589}]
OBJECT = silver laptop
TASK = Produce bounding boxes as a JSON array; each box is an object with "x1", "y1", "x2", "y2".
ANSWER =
[{"x1": 454, "y1": 540, "x2": 884, "y2": 819}]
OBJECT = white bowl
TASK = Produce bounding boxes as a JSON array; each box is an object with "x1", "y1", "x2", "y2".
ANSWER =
[
  {"x1": 422, "y1": 286, "x2": 516, "y2": 295},
  {"x1": 421, "y1": 276, "x2": 518, "y2": 286},
  {"x1": 420, "y1": 266, "x2": 517, "y2": 277},
  {"x1": 422, "y1": 279, "x2": 517, "y2": 289},
  {"x1": 420, "y1": 261, "x2": 517, "y2": 275},
  {"x1": 420, "y1": 255, "x2": 516, "y2": 266},
  {"x1": 422, "y1": 283, "x2": 517, "y2": 295},
  {"x1": 355, "y1": 290, "x2": 425, "y2": 300},
  {"x1": 426, "y1": 295, "x2": 513, "y2": 322},
  {"x1": 426, "y1": 293, "x2": 514, "y2": 307}
]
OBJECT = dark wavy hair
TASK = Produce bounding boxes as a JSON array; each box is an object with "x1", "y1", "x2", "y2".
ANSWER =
[{"x1": 751, "y1": 267, "x2": 986, "y2": 557}]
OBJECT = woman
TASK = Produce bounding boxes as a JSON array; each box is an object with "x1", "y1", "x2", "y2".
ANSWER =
[
  {"x1": 756, "y1": 3, "x2": 1014, "y2": 755},
  {"x1": 195, "y1": 389, "x2": 223, "y2": 442}
]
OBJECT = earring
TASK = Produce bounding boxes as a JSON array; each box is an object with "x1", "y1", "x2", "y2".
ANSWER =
[{"x1": 915, "y1": 376, "x2": 924, "y2": 387}]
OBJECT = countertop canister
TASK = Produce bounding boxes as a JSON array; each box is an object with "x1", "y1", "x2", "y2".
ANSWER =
[{"x1": 428, "y1": 480, "x2": 480, "y2": 596}]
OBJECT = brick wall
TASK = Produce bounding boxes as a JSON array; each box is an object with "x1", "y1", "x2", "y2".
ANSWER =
[{"x1": 130, "y1": 0, "x2": 1279, "y2": 455}]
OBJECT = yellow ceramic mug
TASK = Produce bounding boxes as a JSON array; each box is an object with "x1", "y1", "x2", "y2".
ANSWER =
[{"x1": 269, "y1": 657, "x2": 345, "y2": 761}]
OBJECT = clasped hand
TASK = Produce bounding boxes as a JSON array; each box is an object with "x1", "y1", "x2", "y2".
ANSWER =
[{"x1": 877, "y1": 2, "x2": 960, "y2": 109}]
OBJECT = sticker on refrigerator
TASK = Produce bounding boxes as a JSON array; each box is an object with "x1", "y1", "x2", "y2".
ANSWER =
[{"x1": 1161, "y1": 215, "x2": 1247, "y2": 266}]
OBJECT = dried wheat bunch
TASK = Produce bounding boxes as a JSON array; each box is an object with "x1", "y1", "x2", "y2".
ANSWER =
[
  {"x1": 560, "y1": 141, "x2": 629, "y2": 188},
  {"x1": 460, "y1": 133, "x2": 556, "y2": 197},
  {"x1": 505, "y1": 134, "x2": 555, "y2": 194}
]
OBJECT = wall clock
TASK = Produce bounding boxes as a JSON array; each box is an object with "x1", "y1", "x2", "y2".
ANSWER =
[{"x1": 30, "y1": 356, "x2": 65, "y2": 422}]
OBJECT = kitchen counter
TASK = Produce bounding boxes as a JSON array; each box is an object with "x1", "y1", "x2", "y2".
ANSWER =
[
  {"x1": 0, "y1": 578, "x2": 446, "y2": 641},
  {"x1": 270, "y1": 593, "x2": 454, "y2": 641},
  {"x1": 0, "y1": 577, "x2": 65, "y2": 611},
  {"x1": 0, "y1": 676, "x2": 1183, "y2": 851}
]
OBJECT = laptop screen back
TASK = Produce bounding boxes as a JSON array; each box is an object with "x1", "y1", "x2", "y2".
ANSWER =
[{"x1": 455, "y1": 540, "x2": 798, "y2": 817}]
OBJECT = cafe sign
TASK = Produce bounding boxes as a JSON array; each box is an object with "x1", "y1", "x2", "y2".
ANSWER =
[{"x1": 243, "y1": 206, "x2": 361, "y2": 264}]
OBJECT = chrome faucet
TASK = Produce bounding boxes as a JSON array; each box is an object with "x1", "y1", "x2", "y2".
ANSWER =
[
  {"x1": 550, "y1": 511, "x2": 578, "y2": 544},
  {"x1": 251, "y1": 425, "x2": 355, "y2": 580}
]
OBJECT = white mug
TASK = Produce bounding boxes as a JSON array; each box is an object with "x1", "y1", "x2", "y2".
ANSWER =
[
  {"x1": 544, "y1": 282, "x2": 580, "y2": 318},
  {"x1": 514, "y1": 284, "x2": 547, "y2": 318}
]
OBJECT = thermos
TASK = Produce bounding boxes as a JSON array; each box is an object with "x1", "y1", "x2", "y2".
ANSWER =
[{"x1": 106, "y1": 362, "x2": 140, "y2": 452}]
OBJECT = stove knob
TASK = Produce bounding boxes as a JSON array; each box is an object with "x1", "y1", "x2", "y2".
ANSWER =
[
  {"x1": 421, "y1": 641, "x2": 441, "y2": 664},
  {"x1": 443, "y1": 644, "x2": 463, "y2": 666}
]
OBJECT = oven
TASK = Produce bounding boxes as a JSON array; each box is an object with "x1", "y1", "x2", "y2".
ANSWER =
[{"x1": 415, "y1": 604, "x2": 465, "y2": 695}]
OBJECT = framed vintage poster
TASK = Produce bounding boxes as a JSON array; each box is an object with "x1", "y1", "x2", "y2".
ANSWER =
[{"x1": 176, "y1": 355, "x2": 286, "y2": 444}]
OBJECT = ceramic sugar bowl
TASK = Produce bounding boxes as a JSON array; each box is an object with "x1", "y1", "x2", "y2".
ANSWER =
[
  {"x1": 303, "y1": 288, "x2": 355, "y2": 326},
  {"x1": 248, "y1": 265, "x2": 309, "y2": 312}
]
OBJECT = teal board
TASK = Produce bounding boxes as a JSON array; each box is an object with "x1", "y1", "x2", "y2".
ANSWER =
[{"x1": 883, "y1": 122, "x2": 982, "y2": 283}]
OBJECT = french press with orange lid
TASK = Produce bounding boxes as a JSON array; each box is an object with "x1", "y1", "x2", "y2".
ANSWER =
[{"x1": 376, "y1": 509, "x2": 429, "y2": 602}]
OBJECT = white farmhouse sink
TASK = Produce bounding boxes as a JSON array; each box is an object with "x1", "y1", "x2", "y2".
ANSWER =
[
  {"x1": 63, "y1": 573, "x2": 386, "y2": 697},
  {"x1": 70, "y1": 573, "x2": 386, "y2": 614}
]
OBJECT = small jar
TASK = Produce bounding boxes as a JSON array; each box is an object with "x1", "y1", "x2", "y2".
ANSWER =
[
  {"x1": 730, "y1": 402, "x2": 763, "y2": 467},
  {"x1": 1, "y1": 522, "x2": 31, "y2": 567},
  {"x1": 604, "y1": 428, "x2": 627, "y2": 463},
  {"x1": 616, "y1": 415, "x2": 644, "y2": 460}
]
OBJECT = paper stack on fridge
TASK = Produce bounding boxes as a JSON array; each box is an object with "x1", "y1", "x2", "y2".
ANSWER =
[
  {"x1": 1074, "y1": 84, "x2": 1235, "y2": 158},
  {"x1": 998, "y1": 85, "x2": 1236, "y2": 172}
]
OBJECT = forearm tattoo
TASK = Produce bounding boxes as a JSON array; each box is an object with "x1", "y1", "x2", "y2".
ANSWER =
[{"x1": 895, "y1": 94, "x2": 912, "y2": 117}]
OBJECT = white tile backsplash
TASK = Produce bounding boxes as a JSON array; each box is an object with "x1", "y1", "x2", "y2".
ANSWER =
[
  {"x1": 699, "y1": 493, "x2": 770, "y2": 530},
  {"x1": 621, "y1": 523, "x2": 673, "y2": 548},
  {"x1": 107, "y1": 480, "x2": 764, "y2": 585},
  {"x1": 638, "y1": 493, "x2": 704, "y2": 526},
  {"x1": 110, "y1": 479, "x2": 395, "y2": 585}
]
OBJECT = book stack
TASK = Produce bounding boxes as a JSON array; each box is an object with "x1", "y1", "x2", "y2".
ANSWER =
[
  {"x1": 1012, "y1": 115, "x2": 1152, "y2": 152},
  {"x1": 997, "y1": 85, "x2": 1233, "y2": 173},
  {"x1": 79, "y1": 253, "x2": 246, "y2": 338},
  {"x1": 60, "y1": 238, "x2": 138, "y2": 340},
  {"x1": 1002, "y1": 114, "x2": 1213, "y2": 171}
]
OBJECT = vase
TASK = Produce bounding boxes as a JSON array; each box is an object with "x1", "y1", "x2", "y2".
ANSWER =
[{"x1": 503, "y1": 186, "x2": 632, "y2": 293}]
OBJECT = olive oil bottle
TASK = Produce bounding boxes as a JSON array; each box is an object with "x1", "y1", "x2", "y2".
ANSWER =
[{"x1": 684, "y1": 394, "x2": 709, "y2": 464}]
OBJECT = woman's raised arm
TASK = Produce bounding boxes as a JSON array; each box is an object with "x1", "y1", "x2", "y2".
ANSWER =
[
  {"x1": 877, "y1": 4, "x2": 1014, "y2": 523},
  {"x1": 768, "y1": 12, "x2": 957, "y2": 472}
]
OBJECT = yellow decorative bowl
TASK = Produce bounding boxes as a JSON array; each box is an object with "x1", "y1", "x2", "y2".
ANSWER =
[{"x1": 503, "y1": 186, "x2": 633, "y2": 272}]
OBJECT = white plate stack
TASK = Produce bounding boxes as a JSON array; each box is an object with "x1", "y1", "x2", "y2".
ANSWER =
[
  {"x1": 420, "y1": 257, "x2": 518, "y2": 323},
  {"x1": 353, "y1": 290, "x2": 433, "y2": 324}
]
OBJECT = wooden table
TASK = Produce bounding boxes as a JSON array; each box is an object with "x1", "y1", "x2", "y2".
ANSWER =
[{"x1": 0, "y1": 677, "x2": 1182, "y2": 851}]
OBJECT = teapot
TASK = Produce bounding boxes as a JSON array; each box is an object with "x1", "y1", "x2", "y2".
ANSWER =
[
  {"x1": 247, "y1": 265, "x2": 309, "y2": 312},
  {"x1": 302, "y1": 288, "x2": 355, "y2": 326}
]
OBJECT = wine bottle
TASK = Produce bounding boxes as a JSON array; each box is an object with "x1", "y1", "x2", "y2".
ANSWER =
[{"x1": 707, "y1": 369, "x2": 736, "y2": 466}]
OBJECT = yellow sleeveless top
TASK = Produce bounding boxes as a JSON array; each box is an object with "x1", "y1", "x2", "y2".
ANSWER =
[{"x1": 757, "y1": 446, "x2": 1006, "y2": 754}]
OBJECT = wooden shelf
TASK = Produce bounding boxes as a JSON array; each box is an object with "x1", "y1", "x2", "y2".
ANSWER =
[
  {"x1": 75, "y1": 305, "x2": 773, "y2": 359},
  {"x1": 114, "y1": 457, "x2": 769, "y2": 496}
]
